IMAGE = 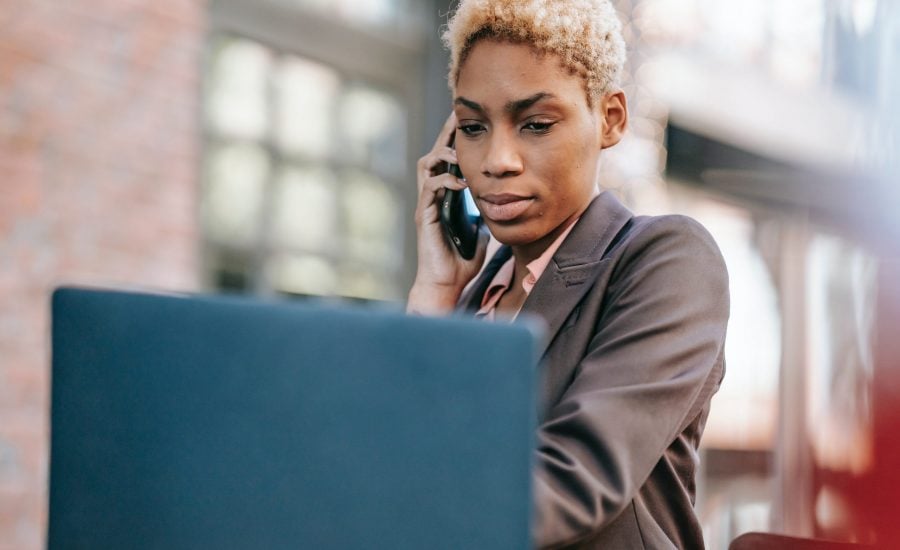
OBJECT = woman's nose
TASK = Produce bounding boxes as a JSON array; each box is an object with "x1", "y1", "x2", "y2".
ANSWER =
[{"x1": 480, "y1": 133, "x2": 524, "y2": 178}]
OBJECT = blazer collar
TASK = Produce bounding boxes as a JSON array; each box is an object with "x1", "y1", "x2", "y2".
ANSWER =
[
  {"x1": 521, "y1": 191, "x2": 632, "y2": 356},
  {"x1": 460, "y1": 192, "x2": 633, "y2": 356}
]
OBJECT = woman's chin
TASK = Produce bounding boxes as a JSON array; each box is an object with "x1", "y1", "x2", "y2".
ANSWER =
[{"x1": 486, "y1": 223, "x2": 544, "y2": 247}]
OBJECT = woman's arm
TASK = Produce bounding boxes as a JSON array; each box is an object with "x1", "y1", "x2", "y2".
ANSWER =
[{"x1": 531, "y1": 215, "x2": 730, "y2": 547}]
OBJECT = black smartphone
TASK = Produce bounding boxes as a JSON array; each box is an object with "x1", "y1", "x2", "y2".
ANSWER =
[{"x1": 439, "y1": 163, "x2": 482, "y2": 260}]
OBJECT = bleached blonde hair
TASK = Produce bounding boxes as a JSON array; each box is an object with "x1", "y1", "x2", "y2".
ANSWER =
[{"x1": 442, "y1": 0, "x2": 626, "y2": 103}]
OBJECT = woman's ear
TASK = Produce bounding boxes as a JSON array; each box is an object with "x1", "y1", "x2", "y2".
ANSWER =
[{"x1": 600, "y1": 90, "x2": 628, "y2": 149}]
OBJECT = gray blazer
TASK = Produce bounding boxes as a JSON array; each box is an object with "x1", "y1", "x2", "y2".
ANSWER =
[{"x1": 459, "y1": 192, "x2": 730, "y2": 549}]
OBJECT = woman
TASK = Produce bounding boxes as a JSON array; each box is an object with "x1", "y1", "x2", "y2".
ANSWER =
[{"x1": 407, "y1": 1, "x2": 730, "y2": 548}]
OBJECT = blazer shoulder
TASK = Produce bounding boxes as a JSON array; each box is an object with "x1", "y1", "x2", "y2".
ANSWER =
[
  {"x1": 627, "y1": 213, "x2": 718, "y2": 243},
  {"x1": 607, "y1": 213, "x2": 729, "y2": 296},
  {"x1": 615, "y1": 213, "x2": 725, "y2": 262}
]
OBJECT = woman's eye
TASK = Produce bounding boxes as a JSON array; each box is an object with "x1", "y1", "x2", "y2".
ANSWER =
[
  {"x1": 523, "y1": 121, "x2": 554, "y2": 134},
  {"x1": 458, "y1": 124, "x2": 485, "y2": 137}
]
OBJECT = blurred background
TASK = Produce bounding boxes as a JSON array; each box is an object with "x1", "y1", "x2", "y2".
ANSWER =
[{"x1": 1, "y1": 0, "x2": 897, "y2": 548}]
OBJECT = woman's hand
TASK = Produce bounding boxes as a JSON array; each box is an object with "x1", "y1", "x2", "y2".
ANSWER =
[{"x1": 407, "y1": 113, "x2": 488, "y2": 315}]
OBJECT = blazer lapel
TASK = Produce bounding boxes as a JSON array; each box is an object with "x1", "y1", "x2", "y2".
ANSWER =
[
  {"x1": 520, "y1": 192, "x2": 633, "y2": 358},
  {"x1": 457, "y1": 245, "x2": 512, "y2": 312}
]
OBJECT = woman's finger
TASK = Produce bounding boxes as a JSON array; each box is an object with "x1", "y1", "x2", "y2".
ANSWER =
[
  {"x1": 418, "y1": 174, "x2": 467, "y2": 206},
  {"x1": 424, "y1": 172, "x2": 467, "y2": 193},
  {"x1": 431, "y1": 112, "x2": 457, "y2": 152},
  {"x1": 417, "y1": 147, "x2": 459, "y2": 191},
  {"x1": 416, "y1": 173, "x2": 467, "y2": 214},
  {"x1": 418, "y1": 147, "x2": 458, "y2": 175}
]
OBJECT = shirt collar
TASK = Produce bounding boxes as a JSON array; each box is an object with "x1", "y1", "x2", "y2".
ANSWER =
[{"x1": 476, "y1": 216, "x2": 580, "y2": 320}]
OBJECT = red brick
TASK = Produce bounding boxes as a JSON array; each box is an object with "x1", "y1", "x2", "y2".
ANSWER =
[{"x1": 0, "y1": 2, "x2": 205, "y2": 547}]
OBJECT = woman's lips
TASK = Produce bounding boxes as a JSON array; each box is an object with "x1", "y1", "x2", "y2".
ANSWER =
[{"x1": 477, "y1": 194, "x2": 534, "y2": 222}]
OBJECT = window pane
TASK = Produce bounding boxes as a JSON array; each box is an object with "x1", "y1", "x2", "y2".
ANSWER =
[
  {"x1": 275, "y1": 56, "x2": 341, "y2": 158},
  {"x1": 271, "y1": 165, "x2": 339, "y2": 252},
  {"x1": 338, "y1": 85, "x2": 406, "y2": 178},
  {"x1": 206, "y1": 38, "x2": 271, "y2": 139},
  {"x1": 203, "y1": 143, "x2": 270, "y2": 246},
  {"x1": 342, "y1": 170, "x2": 398, "y2": 266},
  {"x1": 339, "y1": 263, "x2": 393, "y2": 301},
  {"x1": 267, "y1": 254, "x2": 336, "y2": 296}
]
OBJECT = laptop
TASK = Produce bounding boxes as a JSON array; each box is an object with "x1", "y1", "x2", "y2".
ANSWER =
[{"x1": 49, "y1": 287, "x2": 540, "y2": 549}]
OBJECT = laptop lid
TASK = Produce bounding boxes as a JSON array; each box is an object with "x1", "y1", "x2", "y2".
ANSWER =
[{"x1": 49, "y1": 287, "x2": 539, "y2": 549}]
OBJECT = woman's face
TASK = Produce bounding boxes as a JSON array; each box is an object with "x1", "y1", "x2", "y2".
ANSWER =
[{"x1": 453, "y1": 40, "x2": 608, "y2": 248}]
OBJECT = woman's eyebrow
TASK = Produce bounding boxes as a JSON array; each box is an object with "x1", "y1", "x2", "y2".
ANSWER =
[
  {"x1": 454, "y1": 96, "x2": 484, "y2": 112},
  {"x1": 504, "y1": 92, "x2": 556, "y2": 114},
  {"x1": 454, "y1": 92, "x2": 557, "y2": 115}
]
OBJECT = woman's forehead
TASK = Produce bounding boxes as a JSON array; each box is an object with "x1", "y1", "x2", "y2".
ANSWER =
[{"x1": 456, "y1": 41, "x2": 589, "y2": 111}]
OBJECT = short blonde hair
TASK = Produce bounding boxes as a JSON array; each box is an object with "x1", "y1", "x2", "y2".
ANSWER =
[{"x1": 442, "y1": 0, "x2": 626, "y2": 103}]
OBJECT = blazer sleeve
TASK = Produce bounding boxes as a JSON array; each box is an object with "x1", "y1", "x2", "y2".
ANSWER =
[{"x1": 531, "y1": 215, "x2": 730, "y2": 548}]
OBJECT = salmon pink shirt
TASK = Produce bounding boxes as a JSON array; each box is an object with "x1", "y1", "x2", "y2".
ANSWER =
[{"x1": 475, "y1": 219, "x2": 579, "y2": 321}]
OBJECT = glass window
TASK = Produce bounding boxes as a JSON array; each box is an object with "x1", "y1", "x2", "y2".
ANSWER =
[
  {"x1": 338, "y1": 262, "x2": 394, "y2": 301},
  {"x1": 342, "y1": 170, "x2": 399, "y2": 266},
  {"x1": 206, "y1": 38, "x2": 272, "y2": 140},
  {"x1": 267, "y1": 253, "x2": 337, "y2": 296},
  {"x1": 338, "y1": 84, "x2": 407, "y2": 176},
  {"x1": 201, "y1": 32, "x2": 414, "y2": 302},
  {"x1": 202, "y1": 142, "x2": 270, "y2": 247},
  {"x1": 274, "y1": 57, "x2": 340, "y2": 158},
  {"x1": 271, "y1": 166, "x2": 339, "y2": 252}
]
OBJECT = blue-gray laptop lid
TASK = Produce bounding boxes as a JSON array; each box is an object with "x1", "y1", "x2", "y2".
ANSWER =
[{"x1": 49, "y1": 287, "x2": 539, "y2": 549}]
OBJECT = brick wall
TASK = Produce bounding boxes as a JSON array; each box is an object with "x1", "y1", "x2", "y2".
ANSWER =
[{"x1": 0, "y1": 1, "x2": 205, "y2": 547}]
